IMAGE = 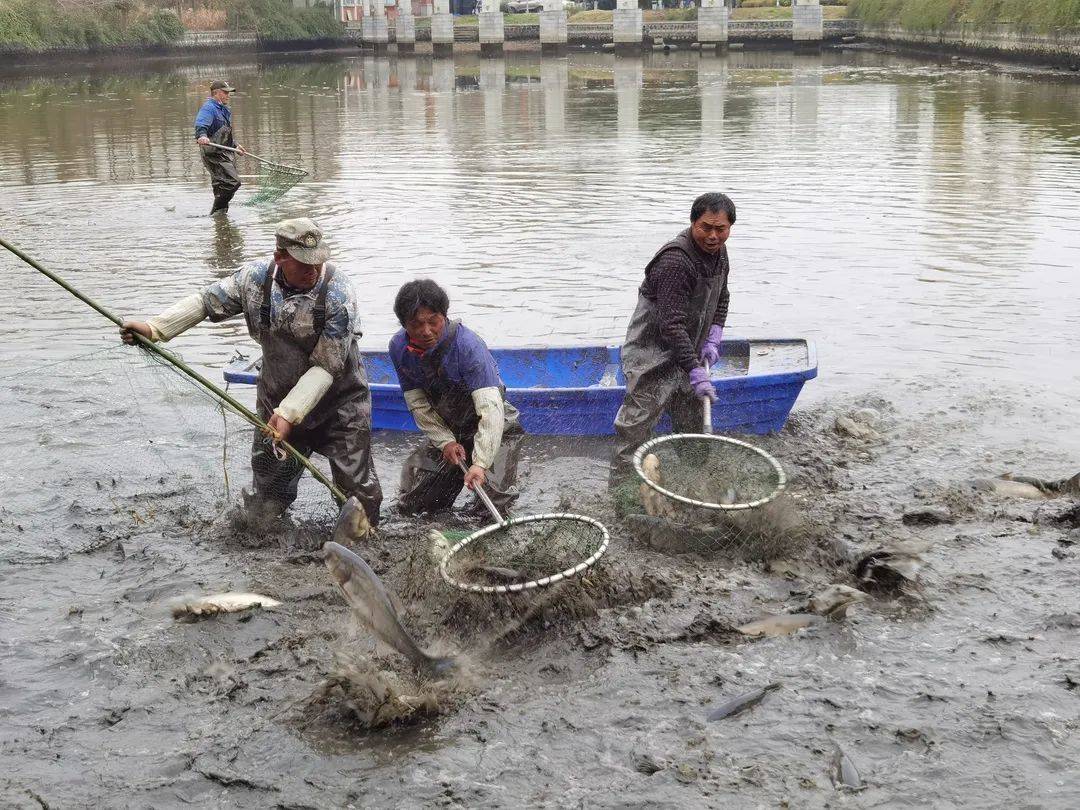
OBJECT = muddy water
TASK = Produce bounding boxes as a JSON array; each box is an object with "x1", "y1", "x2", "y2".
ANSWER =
[{"x1": 2, "y1": 50, "x2": 1080, "y2": 808}]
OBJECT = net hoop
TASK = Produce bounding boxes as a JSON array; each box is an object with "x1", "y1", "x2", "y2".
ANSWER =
[
  {"x1": 438, "y1": 512, "x2": 610, "y2": 595},
  {"x1": 632, "y1": 433, "x2": 787, "y2": 511},
  {"x1": 264, "y1": 162, "x2": 308, "y2": 178}
]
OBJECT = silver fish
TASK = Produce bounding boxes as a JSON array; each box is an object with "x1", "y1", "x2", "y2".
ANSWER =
[
  {"x1": 706, "y1": 682, "x2": 781, "y2": 721},
  {"x1": 737, "y1": 614, "x2": 825, "y2": 637},
  {"x1": 323, "y1": 500, "x2": 455, "y2": 677},
  {"x1": 832, "y1": 746, "x2": 865, "y2": 791},
  {"x1": 807, "y1": 584, "x2": 867, "y2": 619},
  {"x1": 170, "y1": 592, "x2": 280, "y2": 619}
]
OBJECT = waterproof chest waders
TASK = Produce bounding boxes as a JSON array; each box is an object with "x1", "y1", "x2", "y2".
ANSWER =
[
  {"x1": 397, "y1": 320, "x2": 525, "y2": 516},
  {"x1": 612, "y1": 231, "x2": 728, "y2": 483},
  {"x1": 202, "y1": 124, "x2": 242, "y2": 214},
  {"x1": 247, "y1": 264, "x2": 383, "y2": 525}
]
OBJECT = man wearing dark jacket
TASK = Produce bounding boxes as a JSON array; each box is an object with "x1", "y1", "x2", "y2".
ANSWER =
[
  {"x1": 195, "y1": 80, "x2": 245, "y2": 215},
  {"x1": 611, "y1": 192, "x2": 734, "y2": 484}
]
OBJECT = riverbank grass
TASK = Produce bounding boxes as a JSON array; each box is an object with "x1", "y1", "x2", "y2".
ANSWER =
[
  {"x1": 850, "y1": 0, "x2": 1080, "y2": 31},
  {"x1": 0, "y1": 0, "x2": 183, "y2": 50}
]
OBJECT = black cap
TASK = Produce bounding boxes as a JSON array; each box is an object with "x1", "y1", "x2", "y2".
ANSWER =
[{"x1": 210, "y1": 80, "x2": 235, "y2": 92}]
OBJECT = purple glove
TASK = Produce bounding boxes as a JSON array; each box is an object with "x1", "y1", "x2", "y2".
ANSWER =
[
  {"x1": 689, "y1": 366, "x2": 716, "y2": 402},
  {"x1": 700, "y1": 325, "x2": 724, "y2": 366}
]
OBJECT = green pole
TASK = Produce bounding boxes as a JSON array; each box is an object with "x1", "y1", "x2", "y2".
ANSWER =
[{"x1": 1, "y1": 235, "x2": 347, "y2": 505}]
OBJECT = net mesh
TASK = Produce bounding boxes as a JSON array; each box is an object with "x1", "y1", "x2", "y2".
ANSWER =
[
  {"x1": 627, "y1": 435, "x2": 805, "y2": 561},
  {"x1": 0, "y1": 343, "x2": 337, "y2": 566},
  {"x1": 638, "y1": 435, "x2": 784, "y2": 509},
  {"x1": 441, "y1": 515, "x2": 608, "y2": 592},
  {"x1": 243, "y1": 159, "x2": 308, "y2": 206}
]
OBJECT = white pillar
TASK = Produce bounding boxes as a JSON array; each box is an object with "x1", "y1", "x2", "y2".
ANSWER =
[
  {"x1": 793, "y1": 0, "x2": 824, "y2": 43},
  {"x1": 431, "y1": 0, "x2": 454, "y2": 56},
  {"x1": 613, "y1": 0, "x2": 642, "y2": 53},
  {"x1": 396, "y1": 0, "x2": 416, "y2": 52},
  {"x1": 698, "y1": 0, "x2": 728, "y2": 49},
  {"x1": 360, "y1": 0, "x2": 375, "y2": 43},
  {"x1": 479, "y1": 0, "x2": 504, "y2": 57},
  {"x1": 372, "y1": 0, "x2": 389, "y2": 47},
  {"x1": 539, "y1": 0, "x2": 567, "y2": 53}
]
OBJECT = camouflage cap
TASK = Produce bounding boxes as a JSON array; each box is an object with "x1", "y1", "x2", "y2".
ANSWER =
[
  {"x1": 210, "y1": 80, "x2": 235, "y2": 92},
  {"x1": 275, "y1": 218, "x2": 331, "y2": 266}
]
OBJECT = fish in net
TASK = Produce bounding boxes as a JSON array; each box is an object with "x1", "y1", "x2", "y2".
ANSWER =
[
  {"x1": 439, "y1": 514, "x2": 610, "y2": 594},
  {"x1": 629, "y1": 434, "x2": 805, "y2": 560},
  {"x1": 635, "y1": 434, "x2": 786, "y2": 512}
]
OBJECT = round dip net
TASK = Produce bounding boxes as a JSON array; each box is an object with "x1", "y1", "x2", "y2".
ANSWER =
[
  {"x1": 633, "y1": 434, "x2": 786, "y2": 512},
  {"x1": 243, "y1": 158, "x2": 308, "y2": 206},
  {"x1": 439, "y1": 513, "x2": 610, "y2": 595}
]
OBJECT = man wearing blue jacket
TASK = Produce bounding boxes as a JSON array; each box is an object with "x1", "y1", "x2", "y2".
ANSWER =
[
  {"x1": 195, "y1": 80, "x2": 246, "y2": 215},
  {"x1": 390, "y1": 279, "x2": 525, "y2": 516}
]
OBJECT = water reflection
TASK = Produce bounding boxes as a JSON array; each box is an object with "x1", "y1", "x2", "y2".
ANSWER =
[
  {"x1": 210, "y1": 214, "x2": 246, "y2": 272},
  {"x1": 1, "y1": 51, "x2": 1078, "y2": 398}
]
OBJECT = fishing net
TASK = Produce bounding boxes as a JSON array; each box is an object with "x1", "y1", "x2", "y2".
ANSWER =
[
  {"x1": 0, "y1": 341, "x2": 339, "y2": 566},
  {"x1": 634, "y1": 434, "x2": 786, "y2": 512},
  {"x1": 623, "y1": 434, "x2": 804, "y2": 561},
  {"x1": 242, "y1": 157, "x2": 308, "y2": 206},
  {"x1": 439, "y1": 513, "x2": 610, "y2": 594}
]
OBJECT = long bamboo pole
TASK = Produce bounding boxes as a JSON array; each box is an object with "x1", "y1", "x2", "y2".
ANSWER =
[{"x1": 1, "y1": 235, "x2": 346, "y2": 505}]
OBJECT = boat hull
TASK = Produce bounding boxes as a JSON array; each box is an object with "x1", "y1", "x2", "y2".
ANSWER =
[{"x1": 222, "y1": 338, "x2": 817, "y2": 436}]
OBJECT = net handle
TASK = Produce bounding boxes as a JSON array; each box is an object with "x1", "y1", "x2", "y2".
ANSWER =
[
  {"x1": 457, "y1": 460, "x2": 506, "y2": 526},
  {"x1": 205, "y1": 142, "x2": 270, "y2": 166},
  {"x1": 205, "y1": 143, "x2": 308, "y2": 176},
  {"x1": 632, "y1": 433, "x2": 787, "y2": 511},
  {"x1": 702, "y1": 361, "x2": 713, "y2": 435},
  {"x1": 438, "y1": 512, "x2": 610, "y2": 594}
]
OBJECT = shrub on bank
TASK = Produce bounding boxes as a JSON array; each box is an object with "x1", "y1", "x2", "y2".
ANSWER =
[
  {"x1": 0, "y1": 0, "x2": 184, "y2": 50},
  {"x1": 223, "y1": 0, "x2": 343, "y2": 40},
  {"x1": 849, "y1": 0, "x2": 1080, "y2": 32}
]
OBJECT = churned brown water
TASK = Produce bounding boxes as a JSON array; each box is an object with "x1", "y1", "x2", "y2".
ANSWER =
[{"x1": 1, "y1": 49, "x2": 1079, "y2": 808}]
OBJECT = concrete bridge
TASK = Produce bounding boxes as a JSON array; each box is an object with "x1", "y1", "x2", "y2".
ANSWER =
[{"x1": 345, "y1": 3, "x2": 853, "y2": 57}]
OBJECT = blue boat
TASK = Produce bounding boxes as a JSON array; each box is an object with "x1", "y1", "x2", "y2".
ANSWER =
[{"x1": 222, "y1": 337, "x2": 817, "y2": 436}]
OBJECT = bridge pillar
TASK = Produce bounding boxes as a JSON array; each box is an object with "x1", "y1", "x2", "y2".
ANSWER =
[
  {"x1": 359, "y1": 0, "x2": 375, "y2": 46},
  {"x1": 540, "y1": 0, "x2": 567, "y2": 55},
  {"x1": 431, "y1": 0, "x2": 454, "y2": 57},
  {"x1": 793, "y1": 0, "x2": 824, "y2": 46},
  {"x1": 613, "y1": 0, "x2": 643, "y2": 55},
  {"x1": 697, "y1": 0, "x2": 728, "y2": 53},
  {"x1": 371, "y1": 0, "x2": 389, "y2": 53},
  {"x1": 396, "y1": 0, "x2": 416, "y2": 54},
  {"x1": 479, "y1": 0, "x2": 505, "y2": 58}
]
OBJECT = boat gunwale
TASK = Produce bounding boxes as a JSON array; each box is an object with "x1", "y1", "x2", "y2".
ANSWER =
[{"x1": 223, "y1": 337, "x2": 819, "y2": 392}]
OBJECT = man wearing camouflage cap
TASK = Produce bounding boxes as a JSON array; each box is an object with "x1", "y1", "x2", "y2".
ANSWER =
[
  {"x1": 195, "y1": 80, "x2": 246, "y2": 215},
  {"x1": 119, "y1": 219, "x2": 383, "y2": 530}
]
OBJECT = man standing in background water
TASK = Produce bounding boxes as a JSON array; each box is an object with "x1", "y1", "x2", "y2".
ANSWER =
[{"x1": 195, "y1": 80, "x2": 245, "y2": 215}]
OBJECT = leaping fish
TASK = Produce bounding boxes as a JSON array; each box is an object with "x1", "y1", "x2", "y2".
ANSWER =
[{"x1": 324, "y1": 499, "x2": 455, "y2": 678}]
